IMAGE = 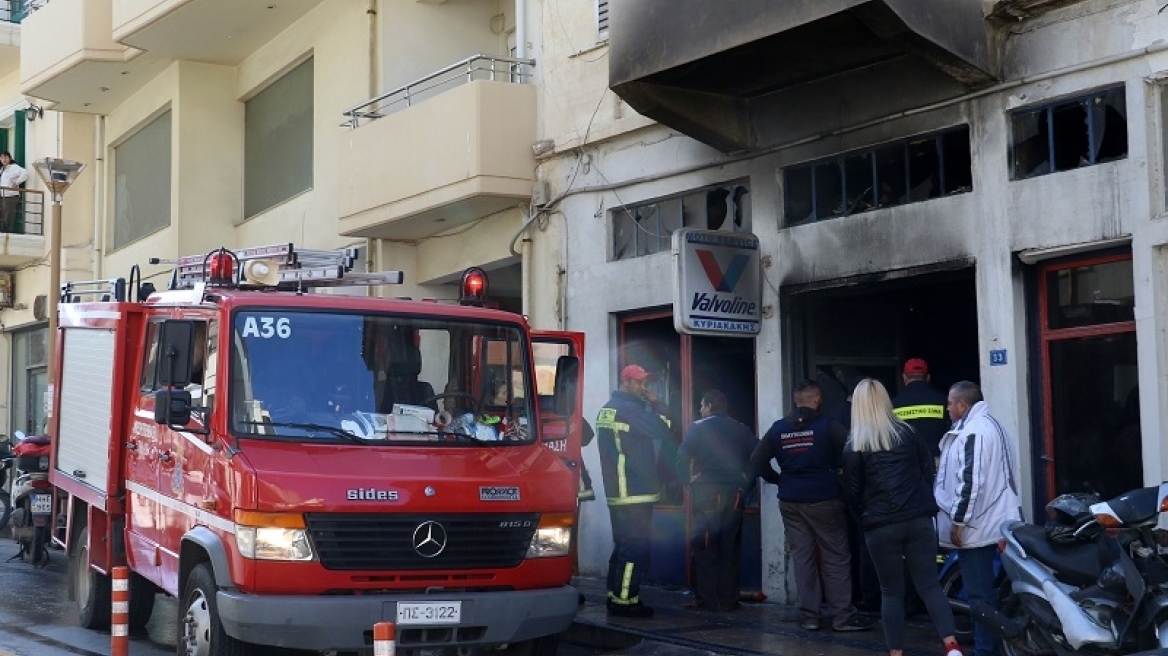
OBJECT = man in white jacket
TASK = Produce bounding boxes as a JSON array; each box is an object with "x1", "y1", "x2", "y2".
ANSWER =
[{"x1": 935, "y1": 381, "x2": 1021, "y2": 656}]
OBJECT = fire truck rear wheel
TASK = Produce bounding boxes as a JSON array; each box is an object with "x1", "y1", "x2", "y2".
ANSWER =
[
  {"x1": 73, "y1": 527, "x2": 111, "y2": 630},
  {"x1": 179, "y1": 562, "x2": 253, "y2": 656}
]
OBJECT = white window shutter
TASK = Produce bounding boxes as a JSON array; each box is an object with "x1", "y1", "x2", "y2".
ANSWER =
[{"x1": 597, "y1": 0, "x2": 609, "y2": 35}]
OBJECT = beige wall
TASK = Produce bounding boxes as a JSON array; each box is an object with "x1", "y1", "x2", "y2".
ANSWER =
[
  {"x1": 535, "y1": 0, "x2": 651, "y2": 153},
  {"x1": 380, "y1": 0, "x2": 509, "y2": 94},
  {"x1": 235, "y1": 0, "x2": 368, "y2": 251}
]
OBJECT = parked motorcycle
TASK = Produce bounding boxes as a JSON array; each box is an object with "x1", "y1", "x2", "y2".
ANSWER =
[
  {"x1": 0, "y1": 435, "x2": 13, "y2": 532},
  {"x1": 7, "y1": 430, "x2": 52, "y2": 566},
  {"x1": 974, "y1": 485, "x2": 1168, "y2": 655}
]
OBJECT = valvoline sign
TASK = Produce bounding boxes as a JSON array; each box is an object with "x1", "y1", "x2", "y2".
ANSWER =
[{"x1": 672, "y1": 228, "x2": 761, "y2": 337}]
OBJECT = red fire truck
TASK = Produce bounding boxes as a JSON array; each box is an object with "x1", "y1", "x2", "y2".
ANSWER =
[{"x1": 46, "y1": 244, "x2": 586, "y2": 656}]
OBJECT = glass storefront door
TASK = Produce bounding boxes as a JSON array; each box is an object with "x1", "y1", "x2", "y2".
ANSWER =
[{"x1": 1037, "y1": 253, "x2": 1139, "y2": 502}]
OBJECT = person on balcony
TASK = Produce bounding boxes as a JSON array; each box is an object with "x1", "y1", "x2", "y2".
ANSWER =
[{"x1": 0, "y1": 152, "x2": 28, "y2": 233}]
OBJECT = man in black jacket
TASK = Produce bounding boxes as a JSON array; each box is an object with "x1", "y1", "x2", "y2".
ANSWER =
[
  {"x1": 751, "y1": 380, "x2": 871, "y2": 632},
  {"x1": 676, "y1": 389, "x2": 758, "y2": 612},
  {"x1": 891, "y1": 358, "x2": 949, "y2": 458},
  {"x1": 597, "y1": 364, "x2": 673, "y2": 618}
]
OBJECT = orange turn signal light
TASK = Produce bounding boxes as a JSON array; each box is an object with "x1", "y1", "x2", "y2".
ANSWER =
[
  {"x1": 538, "y1": 512, "x2": 576, "y2": 529},
  {"x1": 233, "y1": 510, "x2": 306, "y2": 529}
]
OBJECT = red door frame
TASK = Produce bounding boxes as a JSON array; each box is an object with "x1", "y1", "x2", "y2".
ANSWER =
[{"x1": 1036, "y1": 251, "x2": 1135, "y2": 501}]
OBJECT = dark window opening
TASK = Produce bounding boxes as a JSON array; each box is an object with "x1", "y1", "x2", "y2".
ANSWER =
[
  {"x1": 612, "y1": 181, "x2": 751, "y2": 261},
  {"x1": 1011, "y1": 86, "x2": 1127, "y2": 180},
  {"x1": 941, "y1": 129, "x2": 973, "y2": 194},
  {"x1": 782, "y1": 125, "x2": 971, "y2": 226}
]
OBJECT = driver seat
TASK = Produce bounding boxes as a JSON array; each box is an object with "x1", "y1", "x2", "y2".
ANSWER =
[{"x1": 381, "y1": 330, "x2": 435, "y2": 411}]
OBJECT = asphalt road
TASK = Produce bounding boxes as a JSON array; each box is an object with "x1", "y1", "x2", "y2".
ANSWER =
[{"x1": 0, "y1": 542, "x2": 623, "y2": 656}]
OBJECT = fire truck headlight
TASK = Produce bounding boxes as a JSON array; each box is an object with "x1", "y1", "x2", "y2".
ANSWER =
[
  {"x1": 233, "y1": 510, "x2": 313, "y2": 561},
  {"x1": 526, "y1": 527, "x2": 571, "y2": 558},
  {"x1": 236, "y1": 527, "x2": 314, "y2": 561},
  {"x1": 525, "y1": 512, "x2": 574, "y2": 559}
]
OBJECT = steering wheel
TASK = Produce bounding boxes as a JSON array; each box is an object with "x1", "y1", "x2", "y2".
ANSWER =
[{"x1": 420, "y1": 392, "x2": 481, "y2": 417}]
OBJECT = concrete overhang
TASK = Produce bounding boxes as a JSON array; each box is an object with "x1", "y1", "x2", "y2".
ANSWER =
[{"x1": 609, "y1": 0, "x2": 997, "y2": 153}]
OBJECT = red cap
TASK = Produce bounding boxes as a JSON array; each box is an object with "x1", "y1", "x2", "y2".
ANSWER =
[
  {"x1": 620, "y1": 364, "x2": 652, "y2": 381},
  {"x1": 903, "y1": 358, "x2": 929, "y2": 375}
]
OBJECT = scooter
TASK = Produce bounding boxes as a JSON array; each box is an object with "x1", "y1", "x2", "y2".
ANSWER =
[
  {"x1": 0, "y1": 435, "x2": 13, "y2": 532},
  {"x1": 974, "y1": 484, "x2": 1168, "y2": 656},
  {"x1": 7, "y1": 430, "x2": 52, "y2": 567}
]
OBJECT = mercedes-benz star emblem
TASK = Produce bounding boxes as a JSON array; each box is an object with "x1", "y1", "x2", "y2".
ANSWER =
[{"x1": 412, "y1": 521, "x2": 447, "y2": 558}]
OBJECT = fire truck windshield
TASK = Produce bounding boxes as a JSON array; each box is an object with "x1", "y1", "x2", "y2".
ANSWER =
[{"x1": 229, "y1": 310, "x2": 536, "y2": 445}]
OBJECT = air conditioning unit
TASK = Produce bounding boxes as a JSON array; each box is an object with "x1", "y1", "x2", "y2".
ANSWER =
[{"x1": 0, "y1": 271, "x2": 12, "y2": 308}]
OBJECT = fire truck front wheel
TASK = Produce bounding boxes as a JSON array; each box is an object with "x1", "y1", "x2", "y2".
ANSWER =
[{"x1": 179, "y1": 563, "x2": 253, "y2": 656}]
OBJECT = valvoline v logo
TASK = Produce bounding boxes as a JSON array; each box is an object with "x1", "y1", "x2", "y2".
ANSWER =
[{"x1": 695, "y1": 250, "x2": 750, "y2": 292}]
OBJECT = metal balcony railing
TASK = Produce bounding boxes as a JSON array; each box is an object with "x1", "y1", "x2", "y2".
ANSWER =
[
  {"x1": 1, "y1": 0, "x2": 43, "y2": 23},
  {"x1": 341, "y1": 54, "x2": 535, "y2": 128},
  {"x1": 0, "y1": 188, "x2": 45, "y2": 235}
]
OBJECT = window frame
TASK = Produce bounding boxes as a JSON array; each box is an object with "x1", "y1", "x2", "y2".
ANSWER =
[
  {"x1": 780, "y1": 125, "x2": 972, "y2": 227},
  {"x1": 610, "y1": 180, "x2": 751, "y2": 262},
  {"x1": 243, "y1": 57, "x2": 315, "y2": 219},
  {"x1": 1008, "y1": 85, "x2": 1128, "y2": 181}
]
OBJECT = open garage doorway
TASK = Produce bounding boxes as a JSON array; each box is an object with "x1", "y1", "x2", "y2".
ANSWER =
[
  {"x1": 787, "y1": 267, "x2": 980, "y2": 415},
  {"x1": 617, "y1": 310, "x2": 760, "y2": 590}
]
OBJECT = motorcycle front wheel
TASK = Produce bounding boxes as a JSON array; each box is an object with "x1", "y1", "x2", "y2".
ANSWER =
[{"x1": 0, "y1": 491, "x2": 11, "y2": 533}]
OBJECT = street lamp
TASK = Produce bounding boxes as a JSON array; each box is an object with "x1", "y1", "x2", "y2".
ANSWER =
[{"x1": 32, "y1": 157, "x2": 85, "y2": 396}]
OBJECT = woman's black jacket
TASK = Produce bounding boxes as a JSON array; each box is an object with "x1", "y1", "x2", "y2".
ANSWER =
[{"x1": 842, "y1": 426, "x2": 938, "y2": 531}]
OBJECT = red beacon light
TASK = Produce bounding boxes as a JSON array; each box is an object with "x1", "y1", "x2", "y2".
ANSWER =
[
  {"x1": 204, "y1": 248, "x2": 238, "y2": 286},
  {"x1": 459, "y1": 267, "x2": 489, "y2": 306}
]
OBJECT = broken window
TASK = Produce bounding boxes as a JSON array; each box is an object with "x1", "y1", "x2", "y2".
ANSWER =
[
  {"x1": 781, "y1": 125, "x2": 972, "y2": 226},
  {"x1": 1010, "y1": 86, "x2": 1127, "y2": 180},
  {"x1": 611, "y1": 181, "x2": 751, "y2": 261}
]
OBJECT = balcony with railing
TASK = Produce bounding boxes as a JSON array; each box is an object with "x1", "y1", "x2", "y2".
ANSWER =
[
  {"x1": 338, "y1": 54, "x2": 538, "y2": 241},
  {"x1": 0, "y1": 187, "x2": 47, "y2": 268}
]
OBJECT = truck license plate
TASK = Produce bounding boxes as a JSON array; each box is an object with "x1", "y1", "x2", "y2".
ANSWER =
[
  {"x1": 396, "y1": 601, "x2": 461, "y2": 625},
  {"x1": 31, "y1": 493, "x2": 51, "y2": 515}
]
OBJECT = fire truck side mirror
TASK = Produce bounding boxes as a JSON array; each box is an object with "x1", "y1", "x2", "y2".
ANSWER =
[
  {"x1": 157, "y1": 320, "x2": 195, "y2": 388},
  {"x1": 154, "y1": 389, "x2": 192, "y2": 426},
  {"x1": 552, "y1": 355, "x2": 579, "y2": 417}
]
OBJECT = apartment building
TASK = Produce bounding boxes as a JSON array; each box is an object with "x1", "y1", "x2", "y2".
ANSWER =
[
  {"x1": 6, "y1": 0, "x2": 541, "y2": 439},
  {"x1": 539, "y1": 0, "x2": 1168, "y2": 602}
]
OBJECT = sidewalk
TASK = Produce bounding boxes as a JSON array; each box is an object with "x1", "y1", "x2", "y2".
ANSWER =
[{"x1": 567, "y1": 577, "x2": 951, "y2": 656}]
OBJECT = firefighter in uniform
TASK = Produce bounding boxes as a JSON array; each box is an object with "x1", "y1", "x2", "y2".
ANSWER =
[
  {"x1": 676, "y1": 389, "x2": 758, "y2": 612},
  {"x1": 596, "y1": 364, "x2": 673, "y2": 618},
  {"x1": 891, "y1": 358, "x2": 949, "y2": 458}
]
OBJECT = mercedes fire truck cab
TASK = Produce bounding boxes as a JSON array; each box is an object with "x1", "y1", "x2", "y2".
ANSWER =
[{"x1": 46, "y1": 244, "x2": 586, "y2": 656}]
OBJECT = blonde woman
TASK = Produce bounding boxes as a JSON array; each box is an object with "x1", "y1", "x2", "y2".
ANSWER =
[{"x1": 843, "y1": 378, "x2": 962, "y2": 656}]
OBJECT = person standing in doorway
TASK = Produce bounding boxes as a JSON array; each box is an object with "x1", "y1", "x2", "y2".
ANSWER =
[
  {"x1": 892, "y1": 358, "x2": 950, "y2": 458},
  {"x1": 843, "y1": 379, "x2": 963, "y2": 656},
  {"x1": 676, "y1": 389, "x2": 758, "y2": 612},
  {"x1": 596, "y1": 364, "x2": 673, "y2": 618},
  {"x1": 936, "y1": 381, "x2": 1021, "y2": 656},
  {"x1": 0, "y1": 152, "x2": 28, "y2": 233},
  {"x1": 750, "y1": 379, "x2": 872, "y2": 632}
]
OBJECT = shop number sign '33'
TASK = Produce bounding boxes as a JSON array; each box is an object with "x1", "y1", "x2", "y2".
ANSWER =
[{"x1": 672, "y1": 228, "x2": 762, "y2": 338}]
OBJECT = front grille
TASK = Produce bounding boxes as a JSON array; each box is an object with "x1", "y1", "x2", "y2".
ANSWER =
[{"x1": 305, "y1": 513, "x2": 538, "y2": 571}]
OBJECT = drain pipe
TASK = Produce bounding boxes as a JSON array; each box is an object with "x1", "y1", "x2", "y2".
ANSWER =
[
  {"x1": 366, "y1": 0, "x2": 378, "y2": 292},
  {"x1": 521, "y1": 235, "x2": 532, "y2": 319},
  {"x1": 514, "y1": 0, "x2": 526, "y2": 58},
  {"x1": 92, "y1": 115, "x2": 104, "y2": 279}
]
